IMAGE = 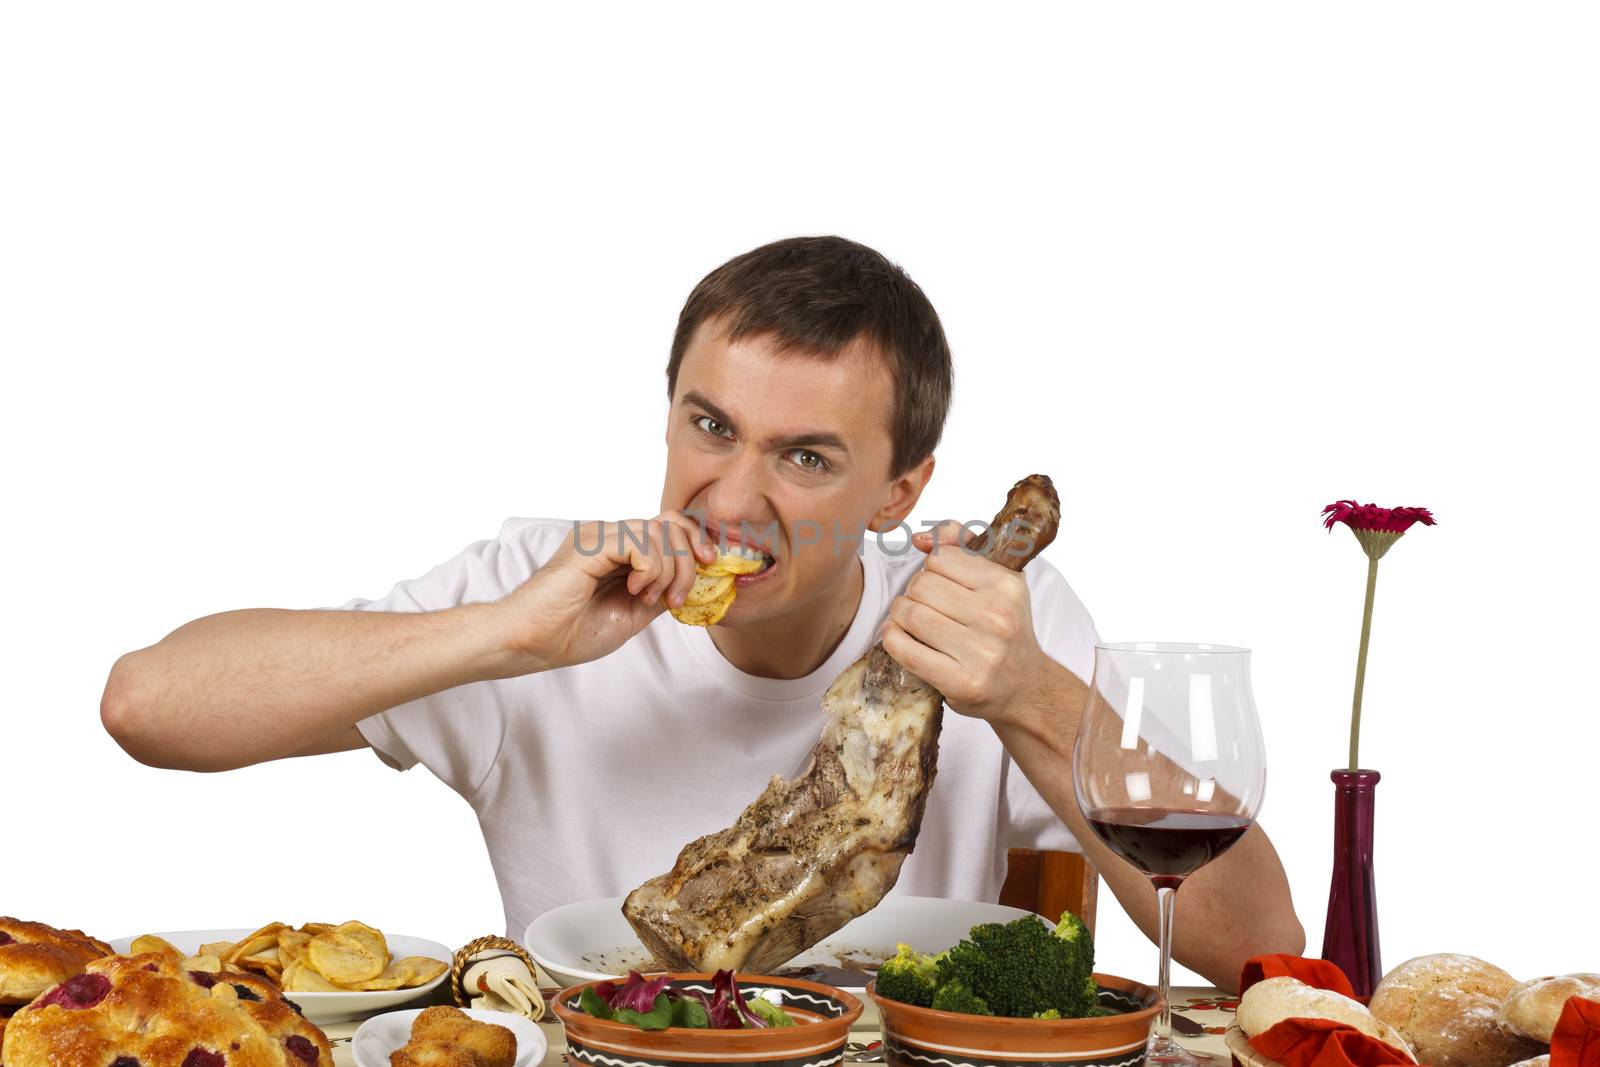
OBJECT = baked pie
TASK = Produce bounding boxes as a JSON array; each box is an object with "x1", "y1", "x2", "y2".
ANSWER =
[
  {"x1": 1, "y1": 916, "x2": 114, "y2": 1052},
  {"x1": 0, "y1": 917, "x2": 113, "y2": 1005},
  {"x1": 1, "y1": 949, "x2": 333, "y2": 1067}
]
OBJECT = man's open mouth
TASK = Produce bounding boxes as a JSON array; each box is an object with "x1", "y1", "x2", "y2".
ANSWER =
[{"x1": 721, "y1": 542, "x2": 776, "y2": 572}]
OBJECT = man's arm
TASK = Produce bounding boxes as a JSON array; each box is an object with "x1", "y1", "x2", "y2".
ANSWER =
[
  {"x1": 101, "y1": 604, "x2": 515, "y2": 771},
  {"x1": 887, "y1": 524, "x2": 1305, "y2": 992},
  {"x1": 102, "y1": 513, "x2": 716, "y2": 772}
]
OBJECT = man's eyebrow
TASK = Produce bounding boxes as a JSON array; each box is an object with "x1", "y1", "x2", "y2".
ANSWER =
[
  {"x1": 681, "y1": 390, "x2": 738, "y2": 432},
  {"x1": 681, "y1": 389, "x2": 851, "y2": 455},
  {"x1": 764, "y1": 429, "x2": 850, "y2": 454}
]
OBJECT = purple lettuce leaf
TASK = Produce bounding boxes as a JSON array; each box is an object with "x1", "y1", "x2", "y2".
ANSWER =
[
  {"x1": 602, "y1": 971, "x2": 674, "y2": 1014},
  {"x1": 712, "y1": 970, "x2": 768, "y2": 1028}
]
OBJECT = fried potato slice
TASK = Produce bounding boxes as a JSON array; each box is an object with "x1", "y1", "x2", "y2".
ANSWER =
[
  {"x1": 306, "y1": 929, "x2": 384, "y2": 984},
  {"x1": 199, "y1": 941, "x2": 237, "y2": 959},
  {"x1": 239, "y1": 951, "x2": 283, "y2": 982},
  {"x1": 668, "y1": 572, "x2": 735, "y2": 626},
  {"x1": 277, "y1": 928, "x2": 311, "y2": 965},
  {"x1": 225, "y1": 922, "x2": 287, "y2": 964},
  {"x1": 668, "y1": 552, "x2": 763, "y2": 626},
  {"x1": 670, "y1": 592, "x2": 735, "y2": 626},
  {"x1": 297, "y1": 923, "x2": 336, "y2": 936},
  {"x1": 698, "y1": 552, "x2": 765, "y2": 578},
  {"x1": 129, "y1": 935, "x2": 182, "y2": 957},
  {"x1": 332, "y1": 920, "x2": 387, "y2": 962},
  {"x1": 184, "y1": 954, "x2": 222, "y2": 973},
  {"x1": 685, "y1": 571, "x2": 735, "y2": 604},
  {"x1": 349, "y1": 955, "x2": 447, "y2": 991},
  {"x1": 281, "y1": 959, "x2": 342, "y2": 992}
]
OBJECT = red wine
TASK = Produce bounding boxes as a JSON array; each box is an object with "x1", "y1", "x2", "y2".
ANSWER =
[{"x1": 1085, "y1": 808, "x2": 1252, "y2": 890}]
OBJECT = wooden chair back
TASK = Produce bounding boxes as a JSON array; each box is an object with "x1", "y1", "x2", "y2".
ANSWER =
[{"x1": 999, "y1": 848, "x2": 1099, "y2": 933}]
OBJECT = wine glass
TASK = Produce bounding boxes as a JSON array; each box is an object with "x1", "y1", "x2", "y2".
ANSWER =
[{"x1": 1072, "y1": 642, "x2": 1266, "y2": 1067}]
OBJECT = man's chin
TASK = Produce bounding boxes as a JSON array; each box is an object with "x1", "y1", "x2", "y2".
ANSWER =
[{"x1": 710, "y1": 591, "x2": 778, "y2": 629}]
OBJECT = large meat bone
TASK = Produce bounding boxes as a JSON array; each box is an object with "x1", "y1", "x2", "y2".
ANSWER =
[{"x1": 621, "y1": 474, "x2": 1061, "y2": 973}]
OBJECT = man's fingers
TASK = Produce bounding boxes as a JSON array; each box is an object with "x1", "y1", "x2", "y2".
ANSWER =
[
  {"x1": 640, "y1": 524, "x2": 677, "y2": 605},
  {"x1": 889, "y1": 594, "x2": 966, "y2": 657},
  {"x1": 571, "y1": 514, "x2": 719, "y2": 608},
  {"x1": 622, "y1": 525, "x2": 663, "y2": 599},
  {"x1": 662, "y1": 521, "x2": 699, "y2": 607},
  {"x1": 660, "y1": 509, "x2": 717, "y2": 564},
  {"x1": 881, "y1": 618, "x2": 961, "y2": 685},
  {"x1": 905, "y1": 570, "x2": 982, "y2": 626},
  {"x1": 911, "y1": 519, "x2": 978, "y2": 554}
]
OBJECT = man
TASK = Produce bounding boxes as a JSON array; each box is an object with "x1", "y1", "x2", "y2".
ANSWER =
[{"x1": 101, "y1": 236, "x2": 1303, "y2": 990}]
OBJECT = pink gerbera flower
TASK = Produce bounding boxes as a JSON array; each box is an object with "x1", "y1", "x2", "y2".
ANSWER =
[{"x1": 1322, "y1": 501, "x2": 1436, "y2": 769}]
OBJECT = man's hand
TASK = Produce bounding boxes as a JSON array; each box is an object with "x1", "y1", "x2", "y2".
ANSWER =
[
  {"x1": 880, "y1": 521, "x2": 1050, "y2": 723},
  {"x1": 496, "y1": 511, "x2": 716, "y2": 674}
]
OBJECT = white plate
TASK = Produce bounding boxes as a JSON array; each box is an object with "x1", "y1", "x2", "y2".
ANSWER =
[
  {"x1": 524, "y1": 895, "x2": 1037, "y2": 1028},
  {"x1": 109, "y1": 928, "x2": 452, "y2": 1024},
  {"x1": 351, "y1": 1007, "x2": 547, "y2": 1067}
]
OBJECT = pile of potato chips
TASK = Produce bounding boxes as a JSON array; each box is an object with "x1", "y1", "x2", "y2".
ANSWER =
[
  {"x1": 668, "y1": 551, "x2": 765, "y2": 626},
  {"x1": 131, "y1": 921, "x2": 447, "y2": 993}
]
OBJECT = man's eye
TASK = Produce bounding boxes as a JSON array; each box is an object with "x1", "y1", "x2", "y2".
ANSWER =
[
  {"x1": 693, "y1": 415, "x2": 731, "y2": 438},
  {"x1": 787, "y1": 449, "x2": 828, "y2": 472}
]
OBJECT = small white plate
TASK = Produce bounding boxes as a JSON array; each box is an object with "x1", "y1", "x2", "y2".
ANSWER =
[
  {"x1": 524, "y1": 895, "x2": 1037, "y2": 1028},
  {"x1": 109, "y1": 928, "x2": 452, "y2": 1024},
  {"x1": 351, "y1": 1007, "x2": 547, "y2": 1067}
]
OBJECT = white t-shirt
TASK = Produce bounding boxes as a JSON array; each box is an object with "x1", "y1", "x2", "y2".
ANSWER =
[{"x1": 346, "y1": 519, "x2": 1100, "y2": 940}]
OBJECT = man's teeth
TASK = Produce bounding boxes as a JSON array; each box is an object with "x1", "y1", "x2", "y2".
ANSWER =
[{"x1": 724, "y1": 544, "x2": 772, "y2": 563}]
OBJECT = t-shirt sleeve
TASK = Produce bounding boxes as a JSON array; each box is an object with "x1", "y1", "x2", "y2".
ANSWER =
[
  {"x1": 1002, "y1": 559, "x2": 1099, "y2": 852},
  {"x1": 332, "y1": 518, "x2": 569, "y2": 798}
]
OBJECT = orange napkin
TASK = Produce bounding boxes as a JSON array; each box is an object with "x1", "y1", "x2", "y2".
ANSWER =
[
  {"x1": 1240, "y1": 955, "x2": 1357, "y2": 999},
  {"x1": 1250, "y1": 1017, "x2": 1416, "y2": 1067},
  {"x1": 1553, "y1": 997, "x2": 1600, "y2": 1067},
  {"x1": 1240, "y1": 955, "x2": 1412, "y2": 1067}
]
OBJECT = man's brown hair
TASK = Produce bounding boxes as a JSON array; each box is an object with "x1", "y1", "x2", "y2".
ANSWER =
[{"x1": 667, "y1": 236, "x2": 953, "y2": 478}]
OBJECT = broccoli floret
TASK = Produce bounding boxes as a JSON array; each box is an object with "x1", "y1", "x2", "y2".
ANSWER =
[
  {"x1": 1054, "y1": 911, "x2": 1092, "y2": 956},
  {"x1": 931, "y1": 980, "x2": 993, "y2": 1016},
  {"x1": 1033, "y1": 1008, "x2": 1062, "y2": 1020},
  {"x1": 876, "y1": 943, "x2": 941, "y2": 1007},
  {"x1": 933, "y1": 914, "x2": 1097, "y2": 1019}
]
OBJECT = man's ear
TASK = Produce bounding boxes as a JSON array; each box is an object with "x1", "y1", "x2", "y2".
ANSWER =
[{"x1": 868, "y1": 454, "x2": 936, "y2": 533}]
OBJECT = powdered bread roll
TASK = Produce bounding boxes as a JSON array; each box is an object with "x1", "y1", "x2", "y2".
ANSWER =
[
  {"x1": 1369, "y1": 954, "x2": 1546, "y2": 1067},
  {"x1": 1501, "y1": 974, "x2": 1600, "y2": 1043},
  {"x1": 1505, "y1": 1058, "x2": 1549, "y2": 1067},
  {"x1": 1237, "y1": 976, "x2": 1416, "y2": 1060}
]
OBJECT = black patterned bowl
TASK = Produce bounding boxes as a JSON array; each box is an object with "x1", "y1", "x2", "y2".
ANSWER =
[
  {"x1": 554, "y1": 972, "x2": 863, "y2": 1067},
  {"x1": 868, "y1": 973, "x2": 1162, "y2": 1067}
]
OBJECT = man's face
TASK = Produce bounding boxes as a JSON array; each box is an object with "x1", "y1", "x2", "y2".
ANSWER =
[{"x1": 662, "y1": 319, "x2": 901, "y2": 627}]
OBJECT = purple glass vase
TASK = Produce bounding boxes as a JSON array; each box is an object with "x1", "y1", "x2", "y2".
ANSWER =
[{"x1": 1321, "y1": 768, "x2": 1382, "y2": 996}]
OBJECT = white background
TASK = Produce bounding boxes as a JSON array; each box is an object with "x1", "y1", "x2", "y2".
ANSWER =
[{"x1": 3, "y1": 3, "x2": 1596, "y2": 988}]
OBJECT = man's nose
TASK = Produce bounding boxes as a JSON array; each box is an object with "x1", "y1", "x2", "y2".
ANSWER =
[{"x1": 703, "y1": 453, "x2": 770, "y2": 534}]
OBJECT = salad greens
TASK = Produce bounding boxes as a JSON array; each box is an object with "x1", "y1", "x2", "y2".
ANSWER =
[{"x1": 579, "y1": 970, "x2": 796, "y2": 1030}]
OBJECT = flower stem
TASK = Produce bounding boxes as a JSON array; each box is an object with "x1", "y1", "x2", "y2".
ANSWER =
[{"x1": 1349, "y1": 556, "x2": 1380, "y2": 771}]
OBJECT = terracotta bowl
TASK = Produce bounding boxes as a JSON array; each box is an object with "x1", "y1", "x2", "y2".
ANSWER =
[
  {"x1": 868, "y1": 973, "x2": 1162, "y2": 1067},
  {"x1": 553, "y1": 972, "x2": 863, "y2": 1067}
]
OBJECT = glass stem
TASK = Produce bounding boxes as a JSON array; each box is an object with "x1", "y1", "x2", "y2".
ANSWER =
[{"x1": 1155, "y1": 884, "x2": 1177, "y2": 1041}]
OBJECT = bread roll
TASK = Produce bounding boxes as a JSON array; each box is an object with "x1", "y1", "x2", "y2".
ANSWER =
[
  {"x1": 1238, "y1": 976, "x2": 1416, "y2": 1060},
  {"x1": 1369, "y1": 954, "x2": 1546, "y2": 1067},
  {"x1": 1501, "y1": 974, "x2": 1600, "y2": 1043}
]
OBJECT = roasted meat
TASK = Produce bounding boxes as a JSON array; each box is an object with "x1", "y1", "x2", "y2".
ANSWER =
[{"x1": 622, "y1": 474, "x2": 1061, "y2": 973}]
